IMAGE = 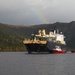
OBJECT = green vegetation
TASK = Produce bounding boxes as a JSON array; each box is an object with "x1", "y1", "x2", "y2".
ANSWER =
[
  {"x1": 0, "y1": 23, "x2": 26, "y2": 51},
  {"x1": 0, "y1": 21, "x2": 75, "y2": 51}
]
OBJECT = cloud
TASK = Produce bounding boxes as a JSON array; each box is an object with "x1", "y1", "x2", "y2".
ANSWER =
[
  {"x1": 24, "y1": 0, "x2": 59, "y2": 10},
  {"x1": 0, "y1": 0, "x2": 75, "y2": 25}
]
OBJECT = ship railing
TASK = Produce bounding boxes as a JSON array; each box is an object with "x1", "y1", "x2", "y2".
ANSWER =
[{"x1": 23, "y1": 39, "x2": 46, "y2": 44}]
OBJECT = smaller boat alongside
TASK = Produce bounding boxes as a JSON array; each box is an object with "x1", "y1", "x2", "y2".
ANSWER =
[
  {"x1": 71, "y1": 50, "x2": 75, "y2": 53},
  {"x1": 52, "y1": 46, "x2": 66, "y2": 54}
]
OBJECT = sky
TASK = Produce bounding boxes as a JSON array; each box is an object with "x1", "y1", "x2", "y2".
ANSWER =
[{"x1": 0, "y1": 0, "x2": 75, "y2": 25}]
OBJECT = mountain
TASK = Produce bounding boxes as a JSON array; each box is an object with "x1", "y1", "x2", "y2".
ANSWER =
[{"x1": 0, "y1": 21, "x2": 75, "y2": 51}]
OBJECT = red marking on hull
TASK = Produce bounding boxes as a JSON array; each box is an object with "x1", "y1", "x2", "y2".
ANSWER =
[{"x1": 53, "y1": 51, "x2": 66, "y2": 54}]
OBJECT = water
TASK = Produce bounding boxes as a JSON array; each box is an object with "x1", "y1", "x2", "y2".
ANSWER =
[{"x1": 0, "y1": 52, "x2": 75, "y2": 75}]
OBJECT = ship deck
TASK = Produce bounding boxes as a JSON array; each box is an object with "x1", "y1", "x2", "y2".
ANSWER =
[{"x1": 23, "y1": 40, "x2": 46, "y2": 44}]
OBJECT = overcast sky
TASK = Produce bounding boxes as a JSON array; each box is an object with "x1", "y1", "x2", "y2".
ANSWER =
[{"x1": 0, "y1": 0, "x2": 75, "y2": 25}]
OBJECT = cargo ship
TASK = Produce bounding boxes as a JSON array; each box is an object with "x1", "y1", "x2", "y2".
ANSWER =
[{"x1": 23, "y1": 29, "x2": 66, "y2": 54}]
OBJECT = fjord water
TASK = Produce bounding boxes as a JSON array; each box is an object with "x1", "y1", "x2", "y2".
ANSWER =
[{"x1": 0, "y1": 52, "x2": 75, "y2": 75}]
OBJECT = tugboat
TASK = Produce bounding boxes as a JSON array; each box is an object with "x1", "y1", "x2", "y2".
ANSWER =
[
  {"x1": 48, "y1": 45, "x2": 66, "y2": 54},
  {"x1": 23, "y1": 29, "x2": 66, "y2": 54},
  {"x1": 71, "y1": 50, "x2": 75, "y2": 53}
]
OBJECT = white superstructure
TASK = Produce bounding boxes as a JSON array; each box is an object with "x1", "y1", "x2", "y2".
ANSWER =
[{"x1": 33, "y1": 29, "x2": 66, "y2": 45}]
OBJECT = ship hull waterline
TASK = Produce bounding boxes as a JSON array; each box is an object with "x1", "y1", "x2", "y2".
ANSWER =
[{"x1": 24, "y1": 44, "x2": 66, "y2": 54}]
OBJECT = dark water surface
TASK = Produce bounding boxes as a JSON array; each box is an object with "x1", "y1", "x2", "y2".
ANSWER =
[{"x1": 0, "y1": 52, "x2": 75, "y2": 75}]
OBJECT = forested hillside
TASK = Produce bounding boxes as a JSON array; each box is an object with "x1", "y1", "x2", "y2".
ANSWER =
[
  {"x1": 0, "y1": 23, "x2": 25, "y2": 51},
  {"x1": 0, "y1": 21, "x2": 75, "y2": 51}
]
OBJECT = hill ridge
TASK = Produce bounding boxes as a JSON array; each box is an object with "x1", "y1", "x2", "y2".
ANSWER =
[{"x1": 0, "y1": 21, "x2": 75, "y2": 51}]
